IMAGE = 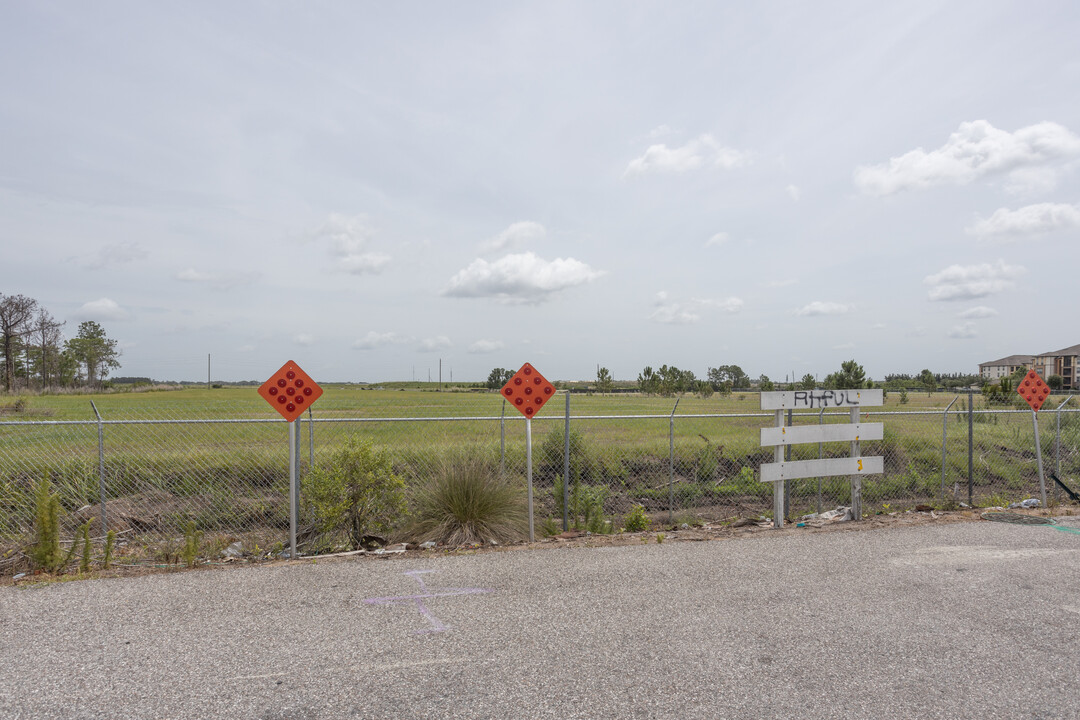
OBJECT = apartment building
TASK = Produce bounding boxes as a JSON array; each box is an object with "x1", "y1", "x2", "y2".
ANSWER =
[
  {"x1": 979, "y1": 344, "x2": 1080, "y2": 390},
  {"x1": 978, "y1": 355, "x2": 1034, "y2": 381},
  {"x1": 1035, "y1": 343, "x2": 1080, "y2": 391}
]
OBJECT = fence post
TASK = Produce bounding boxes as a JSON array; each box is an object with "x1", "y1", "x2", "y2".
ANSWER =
[
  {"x1": 307, "y1": 407, "x2": 314, "y2": 468},
  {"x1": 968, "y1": 389, "x2": 974, "y2": 506},
  {"x1": 668, "y1": 398, "x2": 680, "y2": 525},
  {"x1": 941, "y1": 396, "x2": 958, "y2": 501},
  {"x1": 817, "y1": 408, "x2": 824, "y2": 514},
  {"x1": 499, "y1": 400, "x2": 506, "y2": 478},
  {"x1": 1055, "y1": 396, "x2": 1072, "y2": 501},
  {"x1": 784, "y1": 408, "x2": 792, "y2": 518},
  {"x1": 90, "y1": 401, "x2": 107, "y2": 533},
  {"x1": 562, "y1": 392, "x2": 570, "y2": 532}
]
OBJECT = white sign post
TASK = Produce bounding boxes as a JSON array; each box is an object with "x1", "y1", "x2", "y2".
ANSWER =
[{"x1": 759, "y1": 389, "x2": 884, "y2": 528}]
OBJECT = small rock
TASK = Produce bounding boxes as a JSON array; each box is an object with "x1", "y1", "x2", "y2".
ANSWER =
[{"x1": 420, "y1": 541, "x2": 437, "y2": 550}]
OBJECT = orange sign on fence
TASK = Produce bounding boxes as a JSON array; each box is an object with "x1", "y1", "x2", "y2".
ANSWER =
[
  {"x1": 258, "y1": 360, "x2": 324, "y2": 422},
  {"x1": 1016, "y1": 370, "x2": 1050, "y2": 412},
  {"x1": 500, "y1": 362, "x2": 555, "y2": 418}
]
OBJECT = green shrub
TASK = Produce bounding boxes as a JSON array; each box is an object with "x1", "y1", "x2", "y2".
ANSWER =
[
  {"x1": 79, "y1": 522, "x2": 92, "y2": 573},
  {"x1": 623, "y1": 504, "x2": 650, "y2": 532},
  {"x1": 103, "y1": 530, "x2": 116, "y2": 570},
  {"x1": 553, "y1": 477, "x2": 608, "y2": 531},
  {"x1": 304, "y1": 437, "x2": 407, "y2": 551},
  {"x1": 30, "y1": 478, "x2": 63, "y2": 572},
  {"x1": 181, "y1": 521, "x2": 201, "y2": 568},
  {"x1": 405, "y1": 457, "x2": 527, "y2": 545}
]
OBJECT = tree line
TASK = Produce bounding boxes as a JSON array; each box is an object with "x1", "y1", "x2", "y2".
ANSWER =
[{"x1": 0, "y1": 293, "x2": 121, "y2": 393}]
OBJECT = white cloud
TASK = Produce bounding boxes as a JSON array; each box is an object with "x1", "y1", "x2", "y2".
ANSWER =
[
  {"x1": 701, "y1": 297, "x2": 745, "y2": 313},
  {"x1": 293, "y1": 334, "x2": 314, "y2": 346},
  {"x1": 481, "y1": 221, "x2": 546, "y2": 253},
  {"x1": 854, "y1": 120, "x2": 1080, "y2": 195},
  {"x1": 704, "y1": 232, "x2": 729, "y2": 248},
  {"x1": 948, "y1": 322, "x2": 978, "y2": 339},
  {"x1": 958, "y1": 306, "x2": 998, "y2": 319},
  {"x1": 623, "y1": 134, "x2": 750, "y2": 177},
  {"x1": 417, "y1": 336, "x2": 452, "y2": 352},
  {"x1": 468, "y1": 339, "x2": 504, "y2": 354},
  {"x1": 79, "y1": 241, "x2": 148, "y2": 270},
  {"x1": 766, "y1": 278, "x2": 797, "y2": 288},
  {"x1": 786, "y1": 184, "x2": 801, "y2": 201},
  {"x1": 647, "y1": 124, "x2": 674, "y2": 139},
  {"x1": 966, "y1": 202, "x2": 1080, "y2": 238},
  {"x1": 443, "y1": 252, "x2": 604, "y2": 304},
  {"x1": 923, "y1": 259, "x2": 1025, "y2": 301},
  {"x1": 647, "y1": 292, "x2": 742, "y2": 324},
  {"x1": 794, "y1": 301, "x2": 853, "y2": 317},
  {"x1": 175, "y1": 268, "x2": 259, "y2": 290},
  {"x1": 309, "y1": 213, "x2": 392, "y2": 275},
  {"x1": 353, "y1": 331, "x2": 409, "y2": 350},
  {"x1": 74, "y1": 298, "x2": 129, "y2": 321}
]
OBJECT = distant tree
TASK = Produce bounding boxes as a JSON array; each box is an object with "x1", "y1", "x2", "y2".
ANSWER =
[
  {"x1": 758, "y1": 374, "x2": 775, "y2": 392},
  {"x1": 637, "y1": 366, "x2": 659, "y2": 394},
  {"x1": 0, "y1": 294, "x2": 39, "y2": 392},
  {"x1": 918, "y1": 368, "x2": 936, "y2": 396},
  {"x1": 486, "y1": 367, "x2": 514, "y2": 390},
  {"x1": 707, "y1": 365, "x2": 750, "y2": 391},
  {"x1": 66, "y1": 321, "x2": 120, "y2": 388},
  {"x1": 827, "y1": 360, "x2": 866, "y2": 389},
  {"x1": 799, "y1": 373, "x2": 816, "y2": 390},
  {"x1": 695, "y1": 380, "x2": 714, "y2": 399},
  {"x1": 31, "y1": 308, "x2": 64, "y2": 390},
  {"x1": 1047, "y1": 374, "x2": 1064, "y2": 391},
  {"x1": 596, "y1": 367, "x2": 613, "y2": 394}
]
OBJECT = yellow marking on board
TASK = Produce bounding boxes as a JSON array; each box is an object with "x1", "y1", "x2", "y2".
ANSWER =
[
  {"x1": 855, "y1": 435, "x2": 860, "y2": 442},
  {"x1": 857, "y1": 459, "x2": 863, "y2": 471}
]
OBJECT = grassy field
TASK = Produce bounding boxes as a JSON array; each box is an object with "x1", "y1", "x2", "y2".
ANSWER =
[{"x1": 2, "y1": 385, "x2": 1078, "y2": 555}]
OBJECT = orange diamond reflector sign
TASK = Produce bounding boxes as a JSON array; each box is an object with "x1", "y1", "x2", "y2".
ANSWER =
[
  {"x1": 1016, "y1": 370, "x2": 1050, "y2": 412},
  {"x1": 259, "y1": 360, "x2": 324, "y2": 422},
  {"x1": 500, "y1": 362, "x2": 556, "y2": 418}
]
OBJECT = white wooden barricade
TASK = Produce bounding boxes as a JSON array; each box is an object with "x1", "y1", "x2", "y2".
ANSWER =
[{"x1": 759, "y1": 389, "x2": 884, "y2": 528}]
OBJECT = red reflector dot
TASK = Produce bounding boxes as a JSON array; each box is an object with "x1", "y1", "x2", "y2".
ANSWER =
[
  {"x1": 286, "y1": 387, "x2": 295, "y2": 396},
  {"x1": 269, "y1": 387, "x2": 278, "y2": 396},
  {"x1": 544, "y1": 387, "x2": 552, "y2": 395},
  {"x1": 303, "y1": 387, "x2": 312, "y2": 396},
  {"x1": 514, "y1": 377, "x2": 522, "y2": 386},
  {"x1": 524, "y1": 387, "x2": 533, "y2": 395},
  {"x1": 286, "y1": 403, "x2": 295, "y2": 412},
  {"x1": 295, "y1": 395, "x2": 304, "y2": 404},
  {"x1": 525, "y1": 406, "x2": 534, "y2": 415},
  {"x1": 523, "y1": 367, "x2": 532, "y2": 375},
  {"x1": 534, "y1": 397, "x2": 542, "y2": 405},
  {"x1": 295, "y1": 379, "x2": 304, "y2": 388},
  {"x1": 286, "y1": 371, "x2": 296, "y2": 380},
  {"x1": 277, "y1": 379, "x2": 287, "y2": 388},
  {"x1": 504, "y1": 388, "x2": 513, "y2": 396},
  {"x1": 533, "y1": 377, "x2": 541, "y2": 385},
  {"x1": 515, "y1": 397, "x2": 523, "y2": 406},
  {"x1": 277, "y1": 395, "x2": 287, "y2": 404}
]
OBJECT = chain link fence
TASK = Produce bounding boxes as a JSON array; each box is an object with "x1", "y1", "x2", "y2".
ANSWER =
[{"x1": 2, "y1": 393, "x2": 1078, "y2": 568}]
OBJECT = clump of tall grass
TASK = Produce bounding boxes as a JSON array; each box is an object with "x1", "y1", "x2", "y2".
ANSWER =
[{"x1": 405, "y1": 457, "x2": 527, "y2": 545}]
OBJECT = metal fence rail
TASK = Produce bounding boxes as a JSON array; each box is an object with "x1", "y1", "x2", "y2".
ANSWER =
[{"x1": 2, "y1": 396, "x2": 1078, "y2": 561}]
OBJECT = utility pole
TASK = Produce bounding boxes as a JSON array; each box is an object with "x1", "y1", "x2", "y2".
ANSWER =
[
  {"x1": 207, "y1": 354, "x2": 211, "y2": 389},
  {"x1": 439, "y1": 358, "x2": 442, "y2": 390}
]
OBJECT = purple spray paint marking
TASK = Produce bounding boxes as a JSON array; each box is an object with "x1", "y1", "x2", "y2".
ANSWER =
[{"x1": 363, "y1": 570, "x2": 492, "y2": 634}]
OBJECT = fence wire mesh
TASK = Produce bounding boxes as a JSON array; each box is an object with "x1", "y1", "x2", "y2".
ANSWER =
[{"x1": 2, "y1": 394, "x2": 1078, "y2": 569}]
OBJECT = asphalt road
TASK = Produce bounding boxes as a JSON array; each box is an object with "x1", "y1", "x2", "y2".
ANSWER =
[{"x1": 3, "y1": 518, "x2": 1080, "y2": 720}]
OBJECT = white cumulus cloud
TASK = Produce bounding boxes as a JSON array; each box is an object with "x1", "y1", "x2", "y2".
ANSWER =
[
  {"x1": 854, "y1": 120, "x2": 1080, "y2": 195},
  {"x1": 705, "y1": 232, "x2": 729, "y2": 248},
  {"x1": 74, "y1": 298, "x2": 129, "y2": 321},
  {"x1": 417, "y1": 336, "x2": 452, "y2": 352},
  {"x1": 468, "y1": 339, "x2": 505, "y2": 354},
  {"x1": 958, "y1": 306, "x2": 999, "y2": 319},
  {"x1": 923, "y1": 260, "x2": 1025, "y2": 301},
  {"x1": 966, "y1": 202, "x2": 1080, "y2": 238},
  {"x1": 353, "y1": 331, "x2": 409, "y2": 350},
  {"x1": 481, "y1": 221, "x2": 546, "y2": 253},
  {"x1": 948, "y1": 322, "x2": 978, "y2": 339},
  {"x1": 623, "y1": 134, "x2": 750, "y2": 177},
  {"x1": 310, "y1": 213, "x2": 392, "y2": 275},
  {"x1": 794, "y1": 301, "x2": 853, "y2": 317},
  {"x1": 648, "y1": 292, "x2": 742, "y2": 325},
  {"x1": 443, "y1": 252, "x2": 604, "y2": 304}
]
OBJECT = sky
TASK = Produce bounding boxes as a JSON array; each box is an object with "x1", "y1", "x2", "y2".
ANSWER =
[{"x1": 2, "y1": 1, "x2": 1079, "y2": 384}]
